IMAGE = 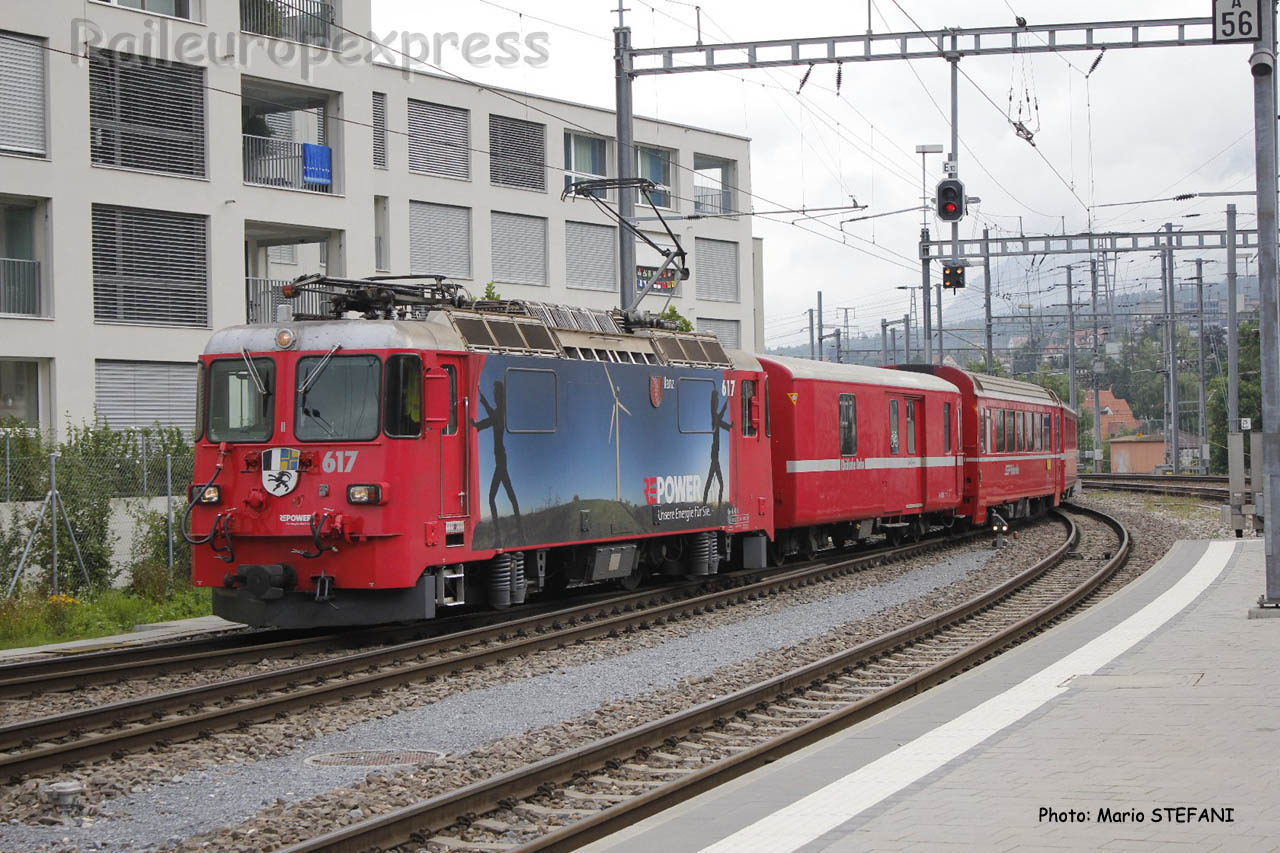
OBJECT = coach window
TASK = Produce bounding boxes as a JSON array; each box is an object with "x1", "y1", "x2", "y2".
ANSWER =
[
  {"x1": 764, "y1": 377, "x2": 772, "y2": 437},
  {"x1": 442, "y1": 365, "x2": 458, "y2": 435},
  {"x1": 741, "y1": 380, "x2": 757, "y2": 437},
  {"x1": 994, "y1": 408, "x2": 1004, "y2": 452},
  {"x1": 979, "y1": 407, "x2": 986, "y2": 453},
  {"x1": 1016, "y1": 411, "x2": 1025, "y2": 451},
  {"x1": 1043, "y1": 414, "x2": 1051, "y2": 452},
  {"x1": 889, "y1": 399, "x2": 900, "y2": 454},
  {"x1": 906, "y1": 400, "x2": 917, "y2": 454},
  {"x1": 384, "y1": 354, "x2": 423, "y2": 438},
  {"x1": 504, "y1": 368, "x2": 557, "y2": 433},
  {"x1": 943, "y1": 402, "x2": 952, "y2": 453},
  {"x1": 839, "y1": 393, "x2": 857, "y2": 456}
]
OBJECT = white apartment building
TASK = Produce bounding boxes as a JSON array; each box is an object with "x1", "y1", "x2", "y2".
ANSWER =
[{"x1": 0, "y1": 0, "x2": 762, "y2": 434}]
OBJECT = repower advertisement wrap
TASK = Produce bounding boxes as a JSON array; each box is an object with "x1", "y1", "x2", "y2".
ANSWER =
[{"x1": 470, "y1": 355, "x2": 735, "y2": 550}]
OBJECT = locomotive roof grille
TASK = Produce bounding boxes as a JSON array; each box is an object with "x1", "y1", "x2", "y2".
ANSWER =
[{"x1": 266, "y1": 274, "x2": 733, "y2": 368}]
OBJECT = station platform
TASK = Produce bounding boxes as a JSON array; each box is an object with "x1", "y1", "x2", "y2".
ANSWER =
[
  {"x1": 588, "y1": 538, "x2": 1278, "y2": 852},
  {"x1": 0, "y1": 614, "x2": 238, "y2": 662}
]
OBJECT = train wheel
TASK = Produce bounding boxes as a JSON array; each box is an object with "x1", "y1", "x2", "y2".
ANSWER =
[
  {"x1": 886, "y1": 528, "x2": 904, "y2": 547},
  {"x1": 767, "y1": 539, "x2": 787, "y2": 567},
  {"x1": 909, "y1": 518, "x2": 925, "y2": 542}
]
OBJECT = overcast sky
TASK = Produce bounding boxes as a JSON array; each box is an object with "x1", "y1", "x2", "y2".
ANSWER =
[{"x1": 373, "y1": 0, "x2": 1259, "y2": 354}]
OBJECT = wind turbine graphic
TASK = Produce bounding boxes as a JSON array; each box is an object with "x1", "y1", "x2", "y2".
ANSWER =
[{"x1": 602, "y1": 362, "x2": 632, "y2": 502}]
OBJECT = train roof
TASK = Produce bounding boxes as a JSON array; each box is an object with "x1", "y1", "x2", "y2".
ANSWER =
[
  {"x1": 206, "y1": 302, "x2": 761, "y2": 372},
  {"x1": 759, "y1": 355, "x2": 959, "y2": 393},
  {"x1": 898, "y1": 364, "x2": 1070, "y2": 409}
]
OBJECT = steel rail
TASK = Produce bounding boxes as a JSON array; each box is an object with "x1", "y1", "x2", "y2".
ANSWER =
[
  {"x1": 276, "y1": 506, "x2": 1127, "y2": 853},
  {"x1": 0, "y1": 528, "x2": 986, "y2": 780}
]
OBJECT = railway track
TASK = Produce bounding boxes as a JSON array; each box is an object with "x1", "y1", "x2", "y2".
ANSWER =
[
  {"x1": 274, "y1": 505, "x2": 1127, "y2": 853},
  {"x1": 0, "y1": 581, "x2": 759, "y2": 699},
  {"x1": 0, "y1": 526, "x2": 993, "y2": 781},
  {"x1": 1080, "y1": 473, "x2": 1227, "y2": 501}
]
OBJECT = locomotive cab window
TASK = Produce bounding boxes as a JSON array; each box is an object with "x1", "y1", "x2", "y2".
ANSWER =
[
  {"x1": 889, "y1": 399, "x2": 899, "y2": 454},
  {"x1": 839, "y1": 393, "x2": 857, "y2": 456},
  {"x1": 442, "y1": 364, "x2": 458, "y2": 435},
  {"x1": 741, "y1": 380, "x2": 757, "y2": 437},
  {"x1": 906, "y1": 400, "x2": 916, "y2": 454},
  {"x1": 384, "y1": 354, "x2": 423, "y2": 438},
  {"x1": 208, "y1": 357, "x2": 275, "y2": 443},
  {"x1": 297, "y1": 354, "x2": 381, "y2": 442},
  {"x1": 943, "y1": 402, "x2": 952, "y2": 453}
]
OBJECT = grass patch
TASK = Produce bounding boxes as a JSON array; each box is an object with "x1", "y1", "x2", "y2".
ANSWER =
[{"x1": 0, "y1": 587, "x2": 211, "y2": 651}]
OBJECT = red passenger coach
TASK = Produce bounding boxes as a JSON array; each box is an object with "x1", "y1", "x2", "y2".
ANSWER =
[
  {"x1": 901, "y1": 366, "x2": 1078, "y2": 525},
  {"x1": 761, "y1": 356, "x2": 964, "y2": 555}
]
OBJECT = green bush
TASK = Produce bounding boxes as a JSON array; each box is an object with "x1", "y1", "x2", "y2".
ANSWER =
[{"x1": 0, "y1": 588, "x2": 211, "y2": 651}]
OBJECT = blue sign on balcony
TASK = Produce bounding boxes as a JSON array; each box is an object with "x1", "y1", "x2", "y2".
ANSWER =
[{"x1": 303, "y1": 143, "x2": 332, "y2": 187}]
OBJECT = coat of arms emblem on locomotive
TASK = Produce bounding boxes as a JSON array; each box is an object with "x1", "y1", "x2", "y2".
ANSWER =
[
  {"x1": 650, "y1": 375, "x2": 664, "y2": 408},
  {"x1": 262, "y1": 447, "x2": 302, "y2": 496}
]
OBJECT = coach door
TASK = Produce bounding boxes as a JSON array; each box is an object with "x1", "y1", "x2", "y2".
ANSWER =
[
  {"x1": 427, "y1": 357, "x2": 468, "y2": 540},
  {"x1": 905, "y1": 396, "x2": 926, "y2": 510}
]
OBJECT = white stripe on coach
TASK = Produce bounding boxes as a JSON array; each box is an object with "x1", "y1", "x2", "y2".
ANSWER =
[{"x1": 786, "y1": 456, "x2": 960, "y2": 474}]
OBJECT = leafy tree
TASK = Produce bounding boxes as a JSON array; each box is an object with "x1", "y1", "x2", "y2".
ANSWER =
[
  {"x1": 482, "y1": 282, "x2": 502, "y2": 301},
  {"x1": 1207, "y1": 321, "x2": 1260, "y2": 474},
  {"x1": 660, "y1": 305, "x2": 694, "y2": 332}
]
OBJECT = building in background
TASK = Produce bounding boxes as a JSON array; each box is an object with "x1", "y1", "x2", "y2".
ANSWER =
[{"x1": 0, "y1": 0, "x2": 761, "y2": 434}]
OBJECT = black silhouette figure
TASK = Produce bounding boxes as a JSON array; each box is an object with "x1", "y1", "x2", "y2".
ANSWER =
[
  {"x1": 267, "y1": 471, "x2": 293, "y2": 494},
  {"x1": 472, "y1": 381, "x2": 524, "y2": 543},
  {"x1": 702, "y1": 387, "x2": 732, "y2": 505}
]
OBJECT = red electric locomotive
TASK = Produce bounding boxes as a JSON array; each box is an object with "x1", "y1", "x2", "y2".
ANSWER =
[
  {"x1": 761, "y1": 356, "x2": 965, "y2": 555},
  {"x1": 187, "y1": 279, "x2": 774, "y2": 627},
  {"x1": 900, "y1": 366, "x2": 1078, "y2": 524}
]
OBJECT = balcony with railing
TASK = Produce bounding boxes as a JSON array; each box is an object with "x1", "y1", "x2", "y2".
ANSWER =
[
  {"x1": 243, "y1": 134, "x2": 333, "y2": 194},
  {"x1": 694, "y1": 187, "x2": 733, "y2": 216},
  {"x1": 240, "y1": 0, "x2": 335, "y2": 46},
  {"x1": 246, "y1": 277, "x2": 337, "y2": 324},
  {"x1": 0, "y1": 259, "x2": 41, "y2": 317}
]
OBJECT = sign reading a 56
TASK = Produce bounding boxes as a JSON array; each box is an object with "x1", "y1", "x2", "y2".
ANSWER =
[{"x1": 1214, "y1": 0, "x2": 1262, "y2": 42}]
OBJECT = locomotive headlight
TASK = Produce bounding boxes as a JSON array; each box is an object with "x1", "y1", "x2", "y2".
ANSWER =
[
  {"x1": 274, "y1": 328, "x2": 296, "y2": 349},
  {"x1": 189, "y1": 485, "x2": 222, "y2": 504},
  {"x1": 347, "y1": 484, "x2": 384, "y2": 505}
]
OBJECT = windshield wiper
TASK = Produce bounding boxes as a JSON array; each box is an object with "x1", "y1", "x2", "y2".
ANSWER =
[
  {"x1": 298, "y1": 344, "x2": 342, "y2": 394},
  {"x1": 240, "y1": 348, "x2": 267, "y2": 396}
]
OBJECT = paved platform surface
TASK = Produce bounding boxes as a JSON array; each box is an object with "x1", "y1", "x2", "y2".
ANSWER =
[
  {"x1": 0, "y1": 614, "x2": 239, "y2": 661},
  {"x1": 588, "y1": 538, "x2": 1278, "y2": 852}
]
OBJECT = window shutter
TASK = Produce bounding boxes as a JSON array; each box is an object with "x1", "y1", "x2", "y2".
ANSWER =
[
  {"x1": 264, "y1": 111, "x2": 294, "y2": 140},
  {"x1": 268, "y1": 244, "x2": 297, "y2": 264},
  {"x1": 565, "y1": 221, "x2": 615, "y2": 291},
  {"x1": 407, "y1": 100, "x2": 469, "y2": 179},
  {"x1": 92, "y1": 204, "x2": 209, "y2": 327},
  {"x1": 491, "y1": 212, "x2": 547, "y2": 286},
  {"x1": 95, "y1": 360, "x2": 196, "y2": 430},
  {"x1": 89, "y1": 49, "x2": 206, "y2": 177},
  {"x1": 0, "y1": 31, "x2": 46, "y2": 156},
  {"x1": 489, "y1": 115, "x2": 546, "y2": 191},
  {"x1": 409, "y1": 201, "x2": 471, "y2": 279},
  {"x1": 696, "y1": 317, "x2": 741, "y2": 350},
  {"x1": 694, "y1": 238, "x2": 739, "y2": 302},
  {"x1": 372, "y1": 92, "x2": 388, "y2": 169}
]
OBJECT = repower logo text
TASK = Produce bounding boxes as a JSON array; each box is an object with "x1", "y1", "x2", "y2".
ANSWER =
[{"x1": 643, "y1": 474, "x2": 705, "y2": 505}]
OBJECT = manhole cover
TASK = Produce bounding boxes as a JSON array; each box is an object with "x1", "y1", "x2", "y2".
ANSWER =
[{"x1": 305, "y1": 750, "x2": 444, "y2": 768}]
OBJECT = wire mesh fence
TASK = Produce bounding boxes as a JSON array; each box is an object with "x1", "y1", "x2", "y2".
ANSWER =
[{"x1": 0, "y1": 438, "x2": 195, "y2": 597}]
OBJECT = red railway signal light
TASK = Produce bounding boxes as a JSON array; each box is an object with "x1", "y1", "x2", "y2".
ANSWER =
[{"x1": 936, "y1": 178, "x2": 965, "y2": 222}]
